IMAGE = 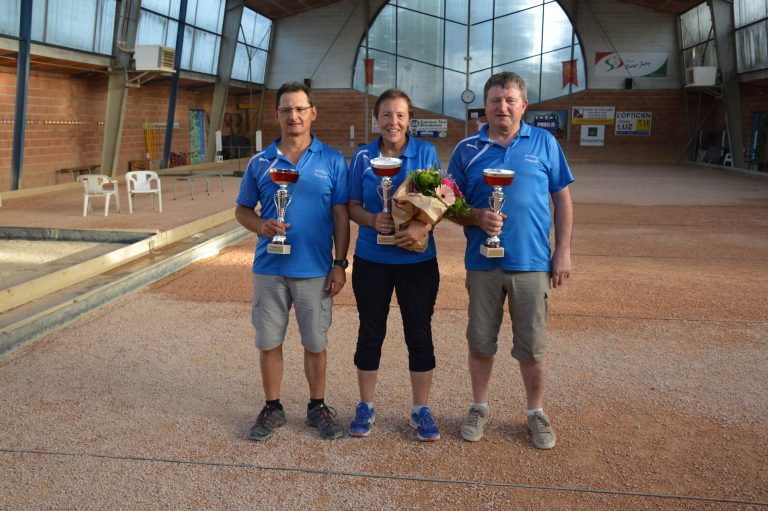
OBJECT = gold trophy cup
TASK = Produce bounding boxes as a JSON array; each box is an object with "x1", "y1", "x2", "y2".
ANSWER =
[
  {"x1": 267, "y1": 168, "x2": 300, "y2": 255},
  {"x1": 480, "y1": 168, "x2": 515, "y2": 258}
]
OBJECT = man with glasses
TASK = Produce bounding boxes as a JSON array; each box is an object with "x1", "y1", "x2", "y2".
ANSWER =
[{"x1": 235, "y1": 82, "x2": 350, "y2": 441}]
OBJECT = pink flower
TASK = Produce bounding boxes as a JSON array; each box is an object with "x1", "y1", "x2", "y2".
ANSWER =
[
  {"x1": 435, "y1": 184, "x2": 456, "y2": 206},
  {"x1": 441, "y1": 177, "x2": 462, "y2": 198}
]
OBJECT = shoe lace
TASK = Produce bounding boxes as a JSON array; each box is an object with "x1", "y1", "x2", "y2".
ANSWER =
[
  {"x1": 313, "y1": 404, "x2": 338, "y2": 428},
  {"x1": 354, "y1": 404, "x2": 371, "y2": 423},
  {"x1": 257, "y1": 406, "x2": 278, "y2": 426},
  {"x1": 416, "y1": 408, "x2": 436, "y2": 428},
  {"x1": 465, "y1": 408, "x2": 483, "y2": 427},
  {"x1": 531, "y1": 413, "x2": 551, "y2": 433}
]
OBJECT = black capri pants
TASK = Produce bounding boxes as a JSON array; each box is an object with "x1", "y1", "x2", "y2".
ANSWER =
[{"x1": 352, "y1": 255, "x2": 440, "y2": 372}]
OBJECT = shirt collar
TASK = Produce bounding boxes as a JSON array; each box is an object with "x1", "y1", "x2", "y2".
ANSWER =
[
  {"x1": 264, "y1": 134, "x2": 320, "y2": 161},
  {"x1": 479, "y1": 121, "x2": 531, "y2": 145},
  {"x1": 373, "y1": 134, "x2": 418, "y2": 160}
]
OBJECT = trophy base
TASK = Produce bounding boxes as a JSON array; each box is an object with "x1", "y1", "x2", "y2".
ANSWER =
[
  {"x1": 377, "y1": 234, "x2": 396, "y2": 245},
  {"x1": 267, "y1": 243, "x2": 291, "y2": 255},
  {"x1": 480, "y1": 245, "x2": 504, "y2": 258}
]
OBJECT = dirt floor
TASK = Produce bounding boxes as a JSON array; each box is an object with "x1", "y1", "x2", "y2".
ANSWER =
[{"x1": 0, "y1": 163, "x2": 767, "y2": 510}]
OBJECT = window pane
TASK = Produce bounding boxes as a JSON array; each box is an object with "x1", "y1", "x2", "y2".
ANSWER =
[
  {"x1": 397, "y1": 0, "x2": 444, "y2": 17},
  {"x1": 496, "y1": 0, "x2": 543, "y2": 17},
  {"x1": 494, "y1": 54, "x2": 541, "y2": 104},
  {"x1": 542, "y1": 1, "x2": 572, "y2": 52},
  {"x1": 471, "y1": 1, "x2": 493, "y2": 23},
  {"x1": 0, "y1": 0, "x2": 20, "y2": 37},
  {"x1": 683, "y1": 41, "x2": 717, "y2": 69},
  {"x1": 736, "y1": 21, "x2": 768, "y2": 73},
  {"x1": 181, "y1": 25, "x2": 194, "y2": 69},
  {"x1": 46, "y1": 0, "x2": 98, "y2": 52},
  {"x1": 192, "y1": 0, "x2": 222, "y2": 33},
  {"x1": 444, "y1": 68, "x2": 467, "y2": 119},
  {"x1": 95, "y1": 1, "x2": 116, "y2": 54},
  {"x1": 142, "y1": 0, "x2": 172, "y2": 16},
  {"x1": 354, "y1": 49, "x2": 397, "y2": 96},
  {"x1": 137, "y1": 10, "x2": 170, "y2": 46},
  {"x1": 541, "y1": 47, "x2": 584, "y2": 102},
  {"x1": 446, "y1": 0, "x2": 468, "y2": 23},
  {"x1": 469, "y1": 69, "x2": 491, "y2": 109},
  {"x1": 470, "y1": 21, "x2": 492, "y2": 71},
  {"x1": 397, "y1": 58, "x2": 443, "y2": 112},
  {"x1": 191, "y1": 30, "x2": 218, "y2": 73},
  {"x1": 735, "y1": 0, "x2": 767, "y2": 27},
  {"x1": 445, "y1": 21, "x2": 468, "y2": 72},
  {"x1": 680, "y1": 4, "x2": 711, "y2": 48},
  {"x1": 398, "y1": 8, "x2": 444, "y2": 65},
  {"x1": 369, "y1": 4, "x2": 396, "y2": 53},
  {"x1": 494, "y1": 9, "x2": 542, "y2": 65}
]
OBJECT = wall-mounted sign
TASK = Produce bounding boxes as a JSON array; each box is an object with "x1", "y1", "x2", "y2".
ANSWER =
[
  {"x1": 615, "y1": 111, "x2": 652, "y2": 136},
  {"x1": 580, "y1": 125, "x2": 605, "y2": 146},
  {"x1": 572, "y1": 106, "x2": 615, "y2": 125},
  {"x1": 372, "y1": 117, "x2": 448, "y2": 137},
  {"x1": 409, "y1": 118, "x2": 448, "y2": 138},
  {"x1": 594, "y1": 52, "x2": 668, "y2": 77},
  {"x1": 526, "y1": 110, "x2": 567, "y2": 138},
  {"x1": 468, "y1": 108, "x2": 487, "y2": 131}
]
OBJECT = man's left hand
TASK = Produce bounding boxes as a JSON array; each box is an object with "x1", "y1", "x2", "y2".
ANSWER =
[
  {"x1": 551, "y1": 249, "x2": 571, "y2": 289},
  {"x1": 325, "y1": 265, "x2": 346, "y2": 297}
]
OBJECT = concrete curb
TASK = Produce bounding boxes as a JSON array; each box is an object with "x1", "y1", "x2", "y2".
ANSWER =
[{"x1": 0, "y1": 225, "x2": 250, "y2": 357}]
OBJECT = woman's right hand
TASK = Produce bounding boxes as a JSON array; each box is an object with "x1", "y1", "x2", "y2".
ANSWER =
[{"x1": 374, "y1": 211, "x2": 395, "y2": 234}]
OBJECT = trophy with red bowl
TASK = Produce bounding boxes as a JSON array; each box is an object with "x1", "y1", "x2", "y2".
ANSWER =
[
  {"x1": 267, "y1": 168, "x2": 300, "y2": 255},
  {"x1": 480, "y1": 168, "x2": 515, "y2": 258},
  {"x1": 370, "y1": 157, "x2": 401, "y2": 245}
]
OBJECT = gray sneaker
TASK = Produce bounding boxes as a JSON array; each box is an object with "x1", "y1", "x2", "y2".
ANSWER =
[
  {"x1": 460, "y1": 405, "x2": 489, "y2": 442},
  {"x1": 306, "y1": 403, "x2": 343, "y2": 439},
  {"x1": 527, "y1": 410, "x2": 556, "y2": 449},
  {"x1": 247, "y1": 405, "x2": 287, "y2": 441}
]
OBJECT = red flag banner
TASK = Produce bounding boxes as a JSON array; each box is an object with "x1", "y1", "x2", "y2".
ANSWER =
[
  {"x1": 562, "y1": 59, "x2": 578, "y2": 88},
  {"x1": 364, "y1": 58, "x2": 374, "y2": 86}
]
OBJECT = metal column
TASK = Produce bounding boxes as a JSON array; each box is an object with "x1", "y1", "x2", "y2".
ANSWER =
[
  {"x1": 10, "y1": 0, "x2": 33, "y2": 190},
  {"x1": 710, "y1": 0, "x2": 745, "y2": 168},
  {"x1": 161, "y1": 0, "x2": 189, "y2": 169},
  {"x1": 205, "y1": 0, "x2": 245, "y2": 163},
  {"x1": 101, "y1": 0, "x2": 141, "y2": 178}
]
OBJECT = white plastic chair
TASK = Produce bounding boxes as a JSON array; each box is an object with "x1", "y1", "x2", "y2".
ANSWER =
[
  {"x1": 125, "y1": 170, "x2": 163, "y2": 214},
  {"x1": 77, "y1": 174, "x2": 120, "y2": 216}
]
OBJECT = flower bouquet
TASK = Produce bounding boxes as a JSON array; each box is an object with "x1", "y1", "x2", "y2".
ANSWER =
[{"x1": 391, "y1": 165, "x2": 471, "y2": 252}]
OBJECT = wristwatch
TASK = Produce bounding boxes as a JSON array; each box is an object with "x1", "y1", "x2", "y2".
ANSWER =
[{"x1": 333, "y1": 259, "x2": 349, "y2": 269}]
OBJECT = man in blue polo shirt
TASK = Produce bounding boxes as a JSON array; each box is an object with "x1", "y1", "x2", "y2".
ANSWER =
[
  {"x1": 448, "y1": 72, "x2": 574, "y2": 449},
  {"x1": 235, "y1": 82, "x2": 349, "y2": 441}
]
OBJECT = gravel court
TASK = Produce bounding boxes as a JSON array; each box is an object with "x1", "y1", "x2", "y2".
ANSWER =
[{"x1": 1, "y1": 163, "x2": 767, "y2": 509}]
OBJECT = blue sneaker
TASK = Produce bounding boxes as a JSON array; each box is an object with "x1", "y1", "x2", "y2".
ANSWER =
[
  {"x1": 410, "y1": 406, "x2": 440, "y2": 441},
  {"x1": 349, "y1": 402, "x2": 375, "y2": 437}
]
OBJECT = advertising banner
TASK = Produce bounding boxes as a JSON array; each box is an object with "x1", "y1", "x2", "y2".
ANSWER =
[
  {"x1": 526, "y1": 110, "x2": 567, "y2": 138},
  {"x1": 572, "y1": 106, "x2": 615, "y2": 125},
  {"x1": 594, "y1": 52, "x2": 668, "y2": 77},
  {"x1": 580, "y1": 125, "x2": 605, "y2": 146},
  {"x1": 615, "y1": 111, "x2": 652, "y2": 136},
  {"x1": 408, "y1": 118, "x2": 448, "y2": 138}
]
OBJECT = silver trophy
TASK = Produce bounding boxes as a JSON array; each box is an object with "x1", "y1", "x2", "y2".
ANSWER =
[
  {"x1": 370, "y1": 157, "x2": 401, "y2": 245},
  {"x1": 267, "y1": 168, "x2": 300, "y2": 255},
  {"x1": 480, "y1": 168, "x2": 515, "y2": 258}
]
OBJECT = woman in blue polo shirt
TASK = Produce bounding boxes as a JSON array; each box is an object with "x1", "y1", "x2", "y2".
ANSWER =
[{"x1": 347, "y1": 89, "x2": 442, "y2": 441}]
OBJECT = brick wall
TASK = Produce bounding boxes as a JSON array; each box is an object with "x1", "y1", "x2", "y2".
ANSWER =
[{"x1": 3, "y1": 70, "x2": 765, "y2": 193}]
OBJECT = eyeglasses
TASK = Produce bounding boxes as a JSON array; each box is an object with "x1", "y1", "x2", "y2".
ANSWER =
[{"x1": 277, "y1": 106, "x2": 313, "y2": 116}]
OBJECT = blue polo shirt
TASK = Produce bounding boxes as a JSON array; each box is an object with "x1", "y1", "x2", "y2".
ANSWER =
[
  {"x1": 349, "y1": 135, "x2": 440, "y2": 264},
  {"x1": 447, "y1": 122, "x2": 574, "y2": 272},
  {"x1": 236, "y1": 135, "x2": 348, "y2": 278}
]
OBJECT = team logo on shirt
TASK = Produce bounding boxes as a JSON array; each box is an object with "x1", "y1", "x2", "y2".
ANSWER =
[
  {"x1": 314, "y1": 169, "x2": 329, "y2": 179},
  {"x1": 524, "y1": 154, "x2": 539, "y2": 164}
]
